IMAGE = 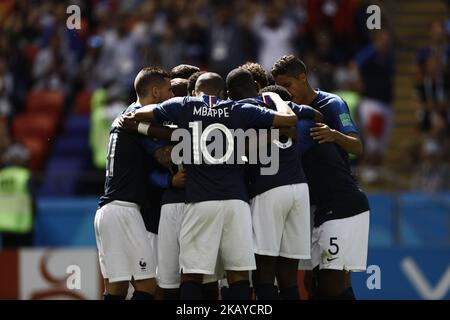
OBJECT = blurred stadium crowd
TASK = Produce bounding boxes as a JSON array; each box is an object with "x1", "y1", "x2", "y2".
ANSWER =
[{"x1": 0, "y1": 0, "x2": 448, "y2": 196}]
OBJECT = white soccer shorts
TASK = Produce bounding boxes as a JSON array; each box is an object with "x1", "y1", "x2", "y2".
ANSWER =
[
  {"x1": 179, "y1": 200, "x2": 256, "y2": 275},
  {"x1": 311, "y1": 210, "x2": 370, "y2": 272},
  {"x1": 250, "y1": 183, "x2": 311, "y2": 259},
  {"x1": 157, "y1": 202, "x2": 226, "y2": 288},
  {"x1": 94, "y1": 200, "x2": 157, "y2": 282}
]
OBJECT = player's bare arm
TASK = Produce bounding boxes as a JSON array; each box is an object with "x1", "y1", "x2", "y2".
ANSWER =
[
  {"x1": 312, "y1": 109, "x2": 323, "y2": 123},
  {"x1": 118, "y1": 113, "x2": 174, "y2": 140},
  {"x1": 153, "y1": 145, "x2": 174, "y2": 169},
  {"x1": 171, "y1": 169, "x2": 186, "y2": 188},
  {"x1": 310, "y1": 124, "x2": 363, "y2": 156},
  {"x1": 130, "y1": 104, "x2": 158, "y2": 122}
]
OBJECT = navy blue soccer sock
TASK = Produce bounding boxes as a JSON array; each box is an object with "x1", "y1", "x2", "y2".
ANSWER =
[
  {"x1": 229, "y1": 280, "x2": 252, "y2": 300},
  {"x1": 131, "y1": 290, "x2": 154, "y2": 300},
  {"x1": 180, "y1": 281, "x2": 202, "y2": 300},
  {"x1": 279, "y1": 286, "x2": 299, "y2": 300},
  {"x1": 255, "y1": 283, "x2": 279, "y2": 300}
]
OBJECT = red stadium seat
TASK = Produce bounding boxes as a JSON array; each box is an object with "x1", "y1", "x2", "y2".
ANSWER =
[
  {"x1": 368, "y1": 113, "x2": 385, "y2": 138},
  {"x1": 74, "y1": 90, "x2": 92, "y2": 114},
  {"x1": 12, "y1": 114, "x2": 59, "y2": 141},
  {"x1": 19, "y1": 136, "x2": 50, "y2": 171},
  {"x1": 26, "y1": 91, "x2": 65, "y2": 116},
  {"x1": 22, "y1": 45, "x2": 39, "y2": 66}
]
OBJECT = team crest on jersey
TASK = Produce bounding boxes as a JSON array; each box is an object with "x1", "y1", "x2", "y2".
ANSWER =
[{"x1": 139, "y1": 259, "x2": 147, "y2": 271}]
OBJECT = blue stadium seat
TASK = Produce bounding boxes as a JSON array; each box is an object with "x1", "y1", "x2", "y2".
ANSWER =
[
  {"x1": 399, "y1": 193, "x2": 450, "y2": 246},
  {"x1": 367, "y1": 193, "x2": 394, "y2": 246},
  {"x1": 38, "y1": 157, "x2": 85, "y2": 196},
  {"x1": 63, "y1": 115, "x2": 90, "y2": 134},
  {"x1": 34, "y1": 197, "x2": 97, "y2": 246},
  {"x1": 52, "y1": 135, "x2": 90, "y2": 156}
]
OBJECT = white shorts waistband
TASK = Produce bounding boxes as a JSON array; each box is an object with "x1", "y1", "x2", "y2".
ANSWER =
[{"x1": 108, "y1": 200, "x2": 140, "y2": 209}]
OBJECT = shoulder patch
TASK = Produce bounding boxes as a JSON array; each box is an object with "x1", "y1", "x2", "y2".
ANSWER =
[{"x1": 339, "y1": 113, "x2": 352, "y2": 127}]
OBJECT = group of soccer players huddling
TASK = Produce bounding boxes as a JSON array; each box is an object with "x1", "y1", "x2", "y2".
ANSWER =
[{"x1": 94, "y1": 54, "x2": 370, "y2": 300}]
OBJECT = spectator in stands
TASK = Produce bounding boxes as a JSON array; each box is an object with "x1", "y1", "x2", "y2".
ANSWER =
[
  {"x1": 416, "y1": 52, "x2": 449, "y2": 132},
  {"x1": 33, "y1": 32, "x2": 73, "y2": 94},
  {"x1": 208, "y1": 2, "x2": 255, "y2": 77},
  {"x1": 414, "y1": 23, "x2": 450, "y2": 133},
  {"x1": 156, "y1": 27, "x2": 183, "y2": 70},
  {"x1": 0, "y1": 142, "x2": 34, "y2": 248},
  {"x1": 253, "y1": 0, "x2": 297, "y2": 70},
  {"x1": 90, "y1": 86, "x2": 128, "y2": 171},
  {"x1": 0, "y1": 119, "x2": 10, "y2": 163},
  {"x1": 0, "y1": 32, "x2": 30, "y2": 117},
  {"x1": 0, "y1": 56, "x2": 12, "y2": 118},
  {"x1": 352, "y1": 29, "x2": 394, "y2": 182},
  {"x1": 78, "y1": 35, "x2": 105, "y2": 91},
  {"x1": 412, "y1": 138, "x2": 450, "y2": 192},
  {"x1": 95, "y1": 14, "x2": 141, "y2": 94},
  {"x1": 415, "y1": 21, "x2": 450, "y2": 88}
]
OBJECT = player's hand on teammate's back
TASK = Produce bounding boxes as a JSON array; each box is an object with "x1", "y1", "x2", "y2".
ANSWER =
[
  {"x1": 172, "y1": 170, "x2": 186, "y2": 188},
  {"x1": 310, "y1": 123, "x2": 337, "y2": 144},
  {"x1": 118, "y1": 113, "x2": 138, "y2": 132}
]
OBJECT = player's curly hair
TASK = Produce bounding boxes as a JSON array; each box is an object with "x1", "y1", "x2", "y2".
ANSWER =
[
  {"x1": 170, "y1": 64, "x2": 200, "y2": 80},
  {"x1": 271, "y1": 54, "x2": 307, "y2": 78},
  {"x1": 240, "y1": 62, "x2": 268, "y2": 89},
  {"x1": 134, "y1": 66, "x2": 170, "y2": 98},
  {"x1": 259, "y1": 85, "x2": 292, "y2": 101}
]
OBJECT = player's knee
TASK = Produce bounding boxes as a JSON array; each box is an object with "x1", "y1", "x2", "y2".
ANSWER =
[
  {"x1": 104, "y1": 280, "x2": 129, "y2": 296},
  {"x1": 181, "y1": 273, "x2": 203, "y2": 283},
  {"x1": 227, "y1": 270, "x2": 249, "y2": 284},
  {"x1": 132, "y1": 277, "x2": 157, "y2": 295}
]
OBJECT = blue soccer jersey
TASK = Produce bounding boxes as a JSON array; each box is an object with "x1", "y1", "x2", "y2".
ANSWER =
[
  {"x1": 309, "y1": 90, "x2": 358, "y2": 162},
  {"x1": 297, "y1": 119, "x2": 369, "y2": 227},
  {"x1": 98, "y1": 103, "x2": 166, "y2": 210},
  {"x1": 151, "y1": 96, "x2": 277, "y2": 203},
  {"x1": 240, "y1": 97, "x2": 315, "y2": 198}
]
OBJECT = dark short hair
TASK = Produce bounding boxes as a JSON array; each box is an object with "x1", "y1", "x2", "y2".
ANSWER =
[
  {"x1": 134, "y1": 67, "x2": 170, "y2": 98},
  {"x1": 171, "y1": 64, "x2": 200, "y2": 79},
  {"x1": 187, "y1": 71, "x2": 206, "y2": 96},
  {"x1": 271, "y1": 54, "x2": 307, "y2": 78},
  {"x1": 240, "y1": 62, "x2": 268, "y2": 88},
  {"x1": 226, "y1": 68, "x2": 257, "y2": 100},
  {"x1": 259, "y1": 85, "x2": 292, "y2": 101},
  {"x1": 170, "y1": 78, "x2": 189, "y2": 97},
  {"x1": 196, "y1": 72, "x2": 225, "y2": 98}
]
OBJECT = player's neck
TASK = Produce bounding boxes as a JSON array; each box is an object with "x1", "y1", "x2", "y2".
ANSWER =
[
  {"x1": 302, "y1": 86, "x2": 318, "y2": 105},
  {"x1": 137, "y1": 97, "x2": 156, "y2": 107}
]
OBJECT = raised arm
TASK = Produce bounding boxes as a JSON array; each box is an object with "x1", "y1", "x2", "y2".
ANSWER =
[{"x1": 262, "y1": 92, "x2": 298, "y2": 128}]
